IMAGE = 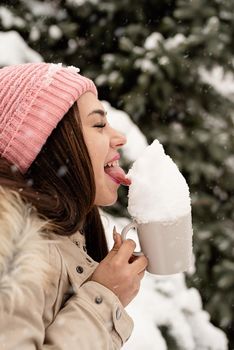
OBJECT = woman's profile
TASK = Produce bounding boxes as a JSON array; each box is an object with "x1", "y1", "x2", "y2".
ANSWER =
[{"x1": 0, "y1": 62, "x2": 148, "y2": 349}]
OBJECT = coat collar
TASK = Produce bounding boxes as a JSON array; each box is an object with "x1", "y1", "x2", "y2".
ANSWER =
[{"x1": 69, "y1": 230, "x2": 86, "y2": 249}]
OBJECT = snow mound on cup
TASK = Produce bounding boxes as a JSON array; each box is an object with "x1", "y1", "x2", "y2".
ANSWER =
[{"x1": 127, "y1": 140, "x2": 191, "y2": 223}]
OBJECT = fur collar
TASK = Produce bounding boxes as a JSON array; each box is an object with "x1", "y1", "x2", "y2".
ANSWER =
[{"x1": 0, "y1": 186, "x2": 50, "y2": 312}]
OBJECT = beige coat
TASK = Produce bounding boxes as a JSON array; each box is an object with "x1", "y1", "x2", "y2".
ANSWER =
[{"x1": 0, "y1": 188, "x2": 133, "y2": 349}]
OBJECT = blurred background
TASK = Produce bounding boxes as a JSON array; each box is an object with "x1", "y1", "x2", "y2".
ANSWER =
[{"x1": 0, "y1": 0, "x2": 233, "y2": 349}]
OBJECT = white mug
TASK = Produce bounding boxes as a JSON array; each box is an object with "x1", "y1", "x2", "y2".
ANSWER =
[{"x1": 121, "y1": 212, "x2": 193, "y2": 275}]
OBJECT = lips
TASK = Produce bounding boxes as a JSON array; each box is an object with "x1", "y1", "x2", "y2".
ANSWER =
[{"x1": 104, "y1": 153, "x2": 120, "y2": 165}]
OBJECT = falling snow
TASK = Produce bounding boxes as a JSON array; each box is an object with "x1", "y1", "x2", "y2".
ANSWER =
[{"x1": 0, "y1": 8, "x2": 229, "y2": 348}]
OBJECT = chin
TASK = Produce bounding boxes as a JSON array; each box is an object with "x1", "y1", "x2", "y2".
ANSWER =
[{"x1": 95, "y1": 193, "x2": 118, "y2": 207}]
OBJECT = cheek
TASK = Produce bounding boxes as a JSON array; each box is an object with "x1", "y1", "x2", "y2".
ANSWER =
[
  {"x1": 88, "y1": 136, "x2": 108, "y2": 158},
  {"x1": 85, "y1": 139, "x2": 104, "y2": 175},
  {"x1": 83, "y1": 132, "x2": 96, "y2": 161},
  {"x1": 82, "y1": 128, "x2": 109, "y2": 172}
]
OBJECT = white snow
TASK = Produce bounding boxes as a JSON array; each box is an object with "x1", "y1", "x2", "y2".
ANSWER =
[
  {"x1": 0, "y1": 26, "x2": 228, "y2": 350},
  {"x1": 144, "y1": 32, "x2": 164, "y2": 51},
  {"x1": 127, "y1": 139, "x2": 191, "y2": 223},
  {"x1": 101, "y1": 211, "x2": 228, "y2": 350},
  {"x1": 203, "y1": 16, "x2": 220, "y2": 35},
  {"x1": 165, "y1": 34, "x2": 186, "y2": 50},
  {"x1": 99, "y1": 103, "x2": 227, "y2": 349},
  {"x1": 48, "y1": 25, "x2": 63, "y2": 40},
  {"x1": 224, "y1": 156, "x2": 234, "y2": 173},
  {"x1": 108, "y1": 71, "x2": 120, "y2": 84},
  {"x1": 21, "y1": 0, "x2": 55, "y2": 17},
  {"x1": 199, "y1": 65, "x2": 234, "y2": 100},
  {"x1": 134, "y1": 58, "x2": 157, "y2": 74},
  {"x1": 159, "y1": 56, "x2": 170, "y2": 66},
  {"x1": 29, "y1": 26, "x2": 41, "y2": 42},
  {"x1": 0, "y1": 6, "x2": 25, "y2": 29},
  {"x1": 66, "y1": 0, "x2": 99, "y2": 6},
  {"x1": 101, "y1": 101, "x2": 148, "y2": 162},
  {"x1": 0, "y1": 31, "x2": 42, "y2": 66}
]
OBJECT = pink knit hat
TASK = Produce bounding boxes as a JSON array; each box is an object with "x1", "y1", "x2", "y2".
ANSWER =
[{"x1": 0, "y1": 62, "x2": 98, "y2": 173}]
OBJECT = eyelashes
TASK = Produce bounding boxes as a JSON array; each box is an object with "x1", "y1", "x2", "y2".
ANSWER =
[{"x1": 94, "y1": 123, "x2": 106, "y2": 128}]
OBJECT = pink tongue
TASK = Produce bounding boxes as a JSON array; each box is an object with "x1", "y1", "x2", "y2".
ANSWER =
[{"x1": 105, "y1": 166, "x2": 131, "y2": 186}]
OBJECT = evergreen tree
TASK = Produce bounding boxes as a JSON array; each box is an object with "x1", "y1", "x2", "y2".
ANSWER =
[{"x1": 0, "y1": 0, "x2": 233, "y2": 347}]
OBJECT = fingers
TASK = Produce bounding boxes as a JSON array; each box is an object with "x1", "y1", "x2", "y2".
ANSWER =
[
  {"x1": 114, "y1": 239, "x2": 137, "y2": 262},
  {"x1": 131, "y1": 255, "x2": 148, "y2": 274},
  {"x1": 104, "y1": 228, "x2": 122, "y2": 261},
  {"x1": 106, "y1": 227, "x2": 148, "y2": 278},
  {"x1": 113, "y1": 229, "x2": 122, "y2": 250}
]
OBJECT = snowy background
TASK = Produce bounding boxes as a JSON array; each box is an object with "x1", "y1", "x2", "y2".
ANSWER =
[{"x1": 1, "y1": 1, "x2": 234, "y2": 349}]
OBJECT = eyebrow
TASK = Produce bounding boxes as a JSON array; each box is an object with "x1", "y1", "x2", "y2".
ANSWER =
[{"x1": 87, "y1": 109, "x2": 107, "y2": 117}]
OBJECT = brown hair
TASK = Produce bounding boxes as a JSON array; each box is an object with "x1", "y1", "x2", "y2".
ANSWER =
[{"x1": 0, "y1": 103, "x2": 108, "y2": 262}]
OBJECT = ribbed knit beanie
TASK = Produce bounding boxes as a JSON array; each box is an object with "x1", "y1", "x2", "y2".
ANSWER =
[{"x1": 0, "y1": 62, "x2": 98, "y2": 174}]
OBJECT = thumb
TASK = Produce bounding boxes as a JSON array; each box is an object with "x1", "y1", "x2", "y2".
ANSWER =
[{"x1": 105, "y1": 227, "x2": 122, "y2": 261}]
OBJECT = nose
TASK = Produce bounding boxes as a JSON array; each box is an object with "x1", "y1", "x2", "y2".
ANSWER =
[{"x1": 110, "y1": 127, "x2": 127, "y2": 149}]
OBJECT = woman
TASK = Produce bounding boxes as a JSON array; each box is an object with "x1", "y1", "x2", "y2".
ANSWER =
[{"x1": 0, "y1": 62, "x2": 148, "y2": 349}]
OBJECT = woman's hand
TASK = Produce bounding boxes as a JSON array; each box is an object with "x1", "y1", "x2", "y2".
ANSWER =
[{"x1": 90, "y1": 227, "x2": 148, "y2": 307}]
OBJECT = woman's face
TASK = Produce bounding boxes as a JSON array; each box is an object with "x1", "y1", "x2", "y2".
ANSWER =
[{"x1": 77, "y1": 92, "x2": 127, "y2": 206}]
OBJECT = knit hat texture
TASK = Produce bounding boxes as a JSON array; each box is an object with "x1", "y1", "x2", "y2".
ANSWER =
[{"x1": 0, "y1": 62, "x2": 97, "y2": 173}]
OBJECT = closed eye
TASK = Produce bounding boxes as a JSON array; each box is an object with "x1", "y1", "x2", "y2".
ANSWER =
[{"x1": 94, "y1": 123, "x2": 106, "y2": 128}]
